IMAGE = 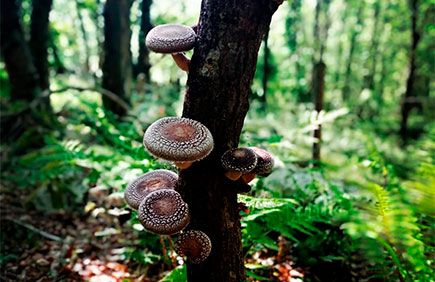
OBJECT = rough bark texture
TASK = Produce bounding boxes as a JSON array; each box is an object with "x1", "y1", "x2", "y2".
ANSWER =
[
  {"x1": 1, "y1": 0, "x2": 40, "y2": 101},
  {"x1": 178, "y1": 0, "x2": 282, "y2": 281},
  {"x1": 102, "y1": 0, "x2": 133, "y2": 116},
  {"x1": 29, "y1": 0, "x2": 53, "y2": 91},
  {"x1": 135, "y1": 0, "x2": 152, "y2": 80},
  {"x1": 400, "y1": 0, "x2": 421, "y2": 142}
]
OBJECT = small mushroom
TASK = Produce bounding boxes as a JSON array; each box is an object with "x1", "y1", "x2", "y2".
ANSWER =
[
  {"x1": 124, "y1": 169, "x2": 178, "y2": 210},
  {"x1": 221, "y1": 148, "x2": 257, "y2": 181},
  {"x1": 175, "y1": 230, "x2": 212, "y2": 264},
  {"x1": 242, "y1": 147, "x2": 275, "y2": 183},
  {"x1": 143, "y1": 117, "x2": 214, "y2": 169},
  {"x1": 138, "y1": 189, "x2": 190, "y2": 235},
  {"x1": 145, "y1": 23, "x2": 196, "y2": 72}
]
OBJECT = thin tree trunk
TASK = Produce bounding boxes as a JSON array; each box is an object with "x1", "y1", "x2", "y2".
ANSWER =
[
  {"x1": 363, "y1": 0, "x2": 382, "y2": 91},
  {"x1": 261, "y1": 27, "x2": 270, "y2": 108},
  {"x1": 49, "y1": 35, "x2": 66, "y2": 74},
  {"x1": 400, "y1": 0, "x2": 421, "y2": 142},
  {"x1": 29, "y1": 0, "x2": 53, "y2": 91},
  {"x1": 311, "y1": 0, "x2": 330, "y2": 165},
  {"x1": 312, "y1": 60, "x2": 326, "y2": 164},
  {"x1": 75, "y1": 0, "x2": 91, "y2": 72},
  {"x1": 102, "y1": 0, "x2": 133, "y2": 116},
  {"x1": 342, "y1": 1, "x2": 365, "y2": 101},
  {"x1": 135, "y1": 0, "x2": 152, "y2": 80},
  {"x1": 1, "y1": 0, "x2": 40, "y2": 102},
  {"x1": 333, "y1": 2, "x2": 348, "y2": 88},
  {"x1": 178, "y1": 0, "x2": 283, "y2": 281}
]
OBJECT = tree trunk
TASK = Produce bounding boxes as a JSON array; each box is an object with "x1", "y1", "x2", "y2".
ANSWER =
[
  {"x1": 363, "y1": 0, "x2": 382, "y2": 91},
  {"x1": 312, "y1": 61, "x2": 326, "y2": 165},
  {"x1": 400, "y1": 0, "x2": 420, "y2": 142},
  {"x1": 135, "y1": 0, "x2": 152, "y2": 80},
  {"x1": 342, "y1": 1, "x2": 365, "y2": 101},
  {"x1": 178, "y1": 0, "x2": 283, "y2": 281},
  {"x1": 285, "y1": 0, "x2": 306, "y2": 101},
  {"x1": 311, "y1": 0, "x2": 329, "y2": 165},
  {"x1": 75, "y1": 0, "x2": 91, "y2": 72},
  {"x1": 1, "y1": 0, "x2": 40, "y2": 101},
  {"x1": 29, "y1": 0, "x2": 53, "y2": 91},
  {"x1": 102, "y1": 0, "x2": 133, "y2": 116},
  {"x1": 261, "y1": 27, "x2": 270, "y2": 108}
]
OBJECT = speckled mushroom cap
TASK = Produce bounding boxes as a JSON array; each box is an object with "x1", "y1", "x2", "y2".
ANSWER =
[
  {"x1": 146, "y1": 24, "x2": 197, "y2": 53},
  {"x1": 249, "y1": 147, "x2": 275, "y2": 176},
  {"x1": 138, "y1": 189, "x2": 190, "y2": 235},
  {"x1": 143, "y1": 117, "x2": 214, "y2": 163},
  {"x1": 175, "y1": 230, "x2": 212, "y2": 264},
  {"x1": 124, "y1": 169, "x2": 178, "y2": 210},
  {"x1": 221, "y1": 147, "x2": 258, "y2": 173}
]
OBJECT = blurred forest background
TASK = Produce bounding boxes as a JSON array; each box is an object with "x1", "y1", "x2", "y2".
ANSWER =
[{"x1": 0, "y1": 0, "x2": 434, "y2": 281}]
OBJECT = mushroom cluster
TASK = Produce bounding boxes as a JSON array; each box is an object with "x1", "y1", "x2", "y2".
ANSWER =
[
  {"x1": 124, "y1": 114, "x2": 214, "y2": 263},
  {"x1": 221, "y1": 146, "x2": 275, "y2": 183},
  {"x1": 121, "y1": 20, "x2": 276, "y2": 267}
]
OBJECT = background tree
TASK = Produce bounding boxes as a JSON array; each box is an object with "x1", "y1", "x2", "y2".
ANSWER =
[
  {"x1": 342, "y1": 0, "x2": 365, "y2": 101},
  {"x1": 135, "y1": 0, "x2": 153, "y2": 81},
  {"x1": 29, "y1": 0, "x2": 53, "y2": 91},
  {"x1": 102, "y1": 0, "x2": 133, "y2": 116},
  {"x1": 311, "y1": 0, "x2": 330, "y2": 165},
  {"x1": 179, "y1": 0, "x2": 283, "y2": 280}
]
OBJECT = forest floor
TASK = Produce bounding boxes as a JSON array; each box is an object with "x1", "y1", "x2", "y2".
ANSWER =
[
  {"x1": 0, "y1": 185, "x2": 304, "y2": 282},
  {"x1": 0, "y1": 185, "x2": 163, "y2": 282}
]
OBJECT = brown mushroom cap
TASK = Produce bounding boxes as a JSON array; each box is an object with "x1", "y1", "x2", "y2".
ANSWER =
[
  {"x1": 145, "y1": 24, "x2": 196, "y2": 53},
  {"x1": 249, "y1": 147, "x2": 275, "y2": 176},
  {"x1": 124, "y1": 169, "x2": 178, "y2": 210},
  {"x1": 221, "y1": 148, "x2": 258, "y2": 173},
  {"x1": 138, "y1": 189, "x2": 190, "y2": 235},
  {"x1": 143, "y1": 117, "x2": 214, "y2": 163},
  {"x1": 175, "y1": 230, "x2": 212, "y2": 264}
]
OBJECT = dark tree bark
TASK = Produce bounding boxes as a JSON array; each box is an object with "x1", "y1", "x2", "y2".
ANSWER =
[
  {"x1": 1, "y1": 0, "x2": 40, "y2": 101},
  {"x1": 400, "y1": 0, "x2": 421, "y2": 142},
  {"x1": 342, "y1": 1, "x2": 365, "y2": 101},
  {"x1": 178, "y1": 0, "x2": 283, "y2": 281},
  {"x1": 135, "y1": 0, "x2": 152, "y2": 80},
  {"x1": 311, "y1": 0, "x2": 329, "y2": 165},
  {"x1": 261, "y1": 27, "x2": 270, "y2": 108},
  {"x1": 102, "y1": 0, "x2": 133, "y2": 116},
  {"x1": 29, "y1": 0, "x2": 53, "y2": 91},
  {"x1": 312, "y1": 61, "x2": 326, "y2": 164}
]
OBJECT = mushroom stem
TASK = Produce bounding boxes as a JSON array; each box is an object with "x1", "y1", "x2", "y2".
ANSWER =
[
  {"x1": 224, "y1": 171, "x2": 242, "y2": 181},
  {"x1": 174, "y1": 161, "x2": 193, "y2": 170},
  {"x1": 241, "y1": 173, "x2": 256, "y2": 183},
  {"x1": 171, "y1": 53, "x2": 190, "y2": 72}
]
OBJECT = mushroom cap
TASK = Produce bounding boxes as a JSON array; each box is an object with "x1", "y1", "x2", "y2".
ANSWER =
[
  {"x1": 175, "y1": 230, "x2": 212, "y2": 264},
  {"x1": 146, "y1": 24, "x2": 196, "y2": 53},
  {"x1": 143, "y1": 117, "x2": 214, "y2": 163},
  {"x1": 221, "y1": 148, "x2": 258, "y2": 173},
  {"x1": 249, "y1": 147, "x2": 275, "y2": 176},
  {"x1": 124, "y1": 169, "x2": 179, "y2": 209},
  {"x1": 138, "y1": 189, "x2": 190, "y2": 235}
]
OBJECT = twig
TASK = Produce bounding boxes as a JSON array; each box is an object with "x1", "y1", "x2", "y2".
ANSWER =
[
  {"x1": 46, "y1": 86, "x2": 130, "y2": 112},
  {"x1": 6, "y1": 218, "x2": 63, "y2": 242}
]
